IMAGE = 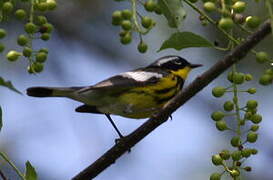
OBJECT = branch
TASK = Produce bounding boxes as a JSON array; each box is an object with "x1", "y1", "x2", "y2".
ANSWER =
[{"x1": 72, "y1": 21, "x2": 272, "y2": 180}]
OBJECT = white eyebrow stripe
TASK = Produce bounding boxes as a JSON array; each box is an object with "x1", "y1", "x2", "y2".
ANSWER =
[
  {"x1": 156, "y1": 57, "x2": 178, "y2": 65},
  {"x1": 121, "y1": 71, "x2": 163, "y2": 82}
]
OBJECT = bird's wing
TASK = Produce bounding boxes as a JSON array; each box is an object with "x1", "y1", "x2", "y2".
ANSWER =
[{"x1": 77, "y1": 68, "x2": 167, "y2": 94}]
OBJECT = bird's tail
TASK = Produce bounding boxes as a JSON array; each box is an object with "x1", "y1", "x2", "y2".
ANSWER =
[{"x1": 26, "y1": 86, "x2": 82, "y2": 98}]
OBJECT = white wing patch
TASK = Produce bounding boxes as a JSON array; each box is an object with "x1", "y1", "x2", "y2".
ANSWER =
[
  {"x1": 156, "y1": 56, "x2": 178, "y2": 65},
  {"x1": 121, "y1": 71, "x2": 163, "y2": 82}
]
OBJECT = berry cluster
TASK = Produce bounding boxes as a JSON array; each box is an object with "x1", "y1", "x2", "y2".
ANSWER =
[
  {"x1": 112, "y1": 0, "x2": 162, "y2": 53},
  {"x1": 189, "y1": 0, "x2": 273, "y2": 84},
  {"x1": 1, "y1": 0, "x2": 57, "y2": 74},
  {"x1": 189, "y1": 0, "x2": 261, "y2": 30},
  {"x1": 210, "y1": 70, "x2": 262, "y2": 180},
  {"x1": 255, "y1": 52, "x2": 273, "y2": 85}
]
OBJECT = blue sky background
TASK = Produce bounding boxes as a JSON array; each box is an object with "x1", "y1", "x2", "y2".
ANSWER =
[{"x1": 0, "y1": 1, "x2": 273, "y2": 180}]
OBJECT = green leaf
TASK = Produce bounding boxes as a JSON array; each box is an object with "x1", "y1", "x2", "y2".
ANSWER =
[
  {"x1": 158, "y1": 0, "x2": 186, "y2": 28},
  {"x1": 25, "y1": 161, "x2": 38, "y2": 180},
  {"x1": 159, "y1": 31, "x2": 214, "y2": 51},
  {"x1": 0, "y1": 106, "x2": 2, "y2": 132},
  {"x1": 0, "y1": 77, "x2": 22, "y2": 94}
]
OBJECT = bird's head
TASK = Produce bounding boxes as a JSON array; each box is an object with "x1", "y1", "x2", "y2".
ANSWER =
[{"x1": 148, "y1": 55, "x2": 202, "y2": 79}]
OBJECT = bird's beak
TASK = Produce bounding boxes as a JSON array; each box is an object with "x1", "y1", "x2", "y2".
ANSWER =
[{"x1": 190, "y1": 64, "x2": 203, "y2": 68}]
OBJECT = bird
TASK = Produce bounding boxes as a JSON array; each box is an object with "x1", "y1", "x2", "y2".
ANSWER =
[{"x1": 27, "y1": 55, "x2": 202, "y2": 138}]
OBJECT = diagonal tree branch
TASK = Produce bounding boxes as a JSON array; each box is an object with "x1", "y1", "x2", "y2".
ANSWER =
[{"x1": 72, "y1": 21, "x2": 272, "y2": 180}]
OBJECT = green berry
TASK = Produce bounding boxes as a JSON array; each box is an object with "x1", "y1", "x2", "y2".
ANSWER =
[
  {"x1": 223, "y1": 101, "x2": 234, "y2": 111},
  {"x1": 216, "y1": 120, "x2": 228, "y2": 131},
  {"x1": 244, "y1": 111, "x2": 253, "y2": 120},
  {"x1": 241, "y1": 148, "x2": 252, "y2": 158},
  {"x1": 227, "y1": 71, "x2": 234, "y2": 82},
  {"x1": 17, "y1": 34, "x2": 28, "y2": 46},
  {"x1": 112, "y1": 10, "x2": 122, "y2": 26},
  {"x1": 6, "y1": 50, "x2": 21, "y2": 62},
  {"x1": 251, "y1": 149, "x2": 258, "y2": 154},
  {"x1": 41, "y1": 33, "x2": 51, "y2": 41},
  {"x1": 25, "y1": 23, "x2": 37, "y2": 34},
  {"x1": 32, "y1": 62, "x2": 44, "y2": 73},
  {"x1": 233, "y1": 72, "x2": 245, "y2": 84},
  {"x1": 42, "y1": 23, "x2": 54, "y2": 33},
  {"x1": 154, "y1": 4, "x2": 162, "y2": 14},
  {"x1": 211, "y1": 111, "x2": 225, "y2": 121},
  {"x1": 246, "y1": 16, "x2": 261, "y2": 29},
  {"x1": 15, "y1": 9, "x2": 27, "y2": 20},
  {"x1": 137, "y1": 41, "x2": 148, "y2": 53},
  {"x1": 212, "y1": 86, "x2": 225, "y2": 97},
  {"x1": 37, "y1": 2, "x2": 48, "y2": 11},
  {"x1": 47, "y1": 0, "x2": 57, "y2": 10},
  {"x1": 256, "y1": 51, "x2": 269, "y2": 63},
  {"x1": 245, "y1": 74, "x2": 253, "y2": 81},
  {"x1": 120, "y1": 33, "x2": 132, "y2": 44},
  {"x1": 218, "y1": 18, "x2": 234, "y2": 30},
  {"x1": 144, "y1": 0, "x2": 156, "y2": 12},
  {"x1": 210, "y1": 173, "x2": 221, "y2": 180},
  {"x1": 0, "y1": 29, "x2": 7, "y2": 39},
  {"x1": 230, "y1": 169, "x2": 240, "y2": 177},
  {"x1": 259, "y1": 74, "x2": 272, "y2": 85},
  {"x1": 219, "y1": 149, "x2": 230, "y2": 160},
  {"x1": 36, "y1": 16, "x2": 48, "y2": 25},
  {"x1": 220, "y1": 9, "x2": 231, "y2": 17},
  {"x1": 232, "y1": 1, "x2": 246, "y2": 13},
  {"x1": 231, "y1": 136, "x2": 240, "y2": 147},
  {"x1": 35, "y1": 52, "x2": 47, "y2": 63},
  {"x1": 247, "y1": 132, "x2": 258, "y2": 143},
  {"x1": 23, "y1": 47, "x2": 32, "y2": 57},
  {"x1": 27, "y1": 65, "x2": 34, "y2": 74},
  {"x1": 246, "y1": 100, "x2": 258, "y2": 109},
  {"x1": 265, "y1": 68, "x2": 273, "y2": 76},
  {"x1": 251, "y1": 114, "x2": 262, "y2": 124},
  {"x1": 247, "y1": 88, "x2": 256, "y2": 94},
  {"x1": 250, "y1": 125, "x2": 260, "y2": 131},
  {"x1": 121, "y1": 20, "x2": 132, "y2": 31},
  {"x1": 141, "y1": 16, "x2": 153, "y2": 29},
  {"x1": 250, "y1": 108, "x2": 257, "y2": 114},
  {"x1": 0, "y1": 43, "x2": 5, "y2": 53},
  {"x1": 231, "y1": 150, "x2": 241, "y2": 161},
  {"x1": 122, "y1": 9, "x2": 132, "y2": 19},
  {"x1": 203, "y1": 2, "x2": 216, "y2": 12},
  {"x1": 3, "y1": 2, "x2": 13, "y2": 13},
  {"x1": 39, "y1": 48, "x2": 49, "y2": 54},
  {"x1": 212, "y1": 154, "x2": 223, "y2": 166}
]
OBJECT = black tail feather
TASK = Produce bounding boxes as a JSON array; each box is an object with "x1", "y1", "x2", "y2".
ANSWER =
[
  {"x1": 27, "y1": 87, "x2": 54, "y2": 97},
  {"x1": 75, "y1": 105, "x2": 102, "y2": 114}
]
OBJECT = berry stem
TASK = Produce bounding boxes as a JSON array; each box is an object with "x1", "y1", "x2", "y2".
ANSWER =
[
  {"x1": 232, "y1": 65, "x2": 242, "y2": 136},
  {"x1": 131, "y1": 0, "x2": 150, "y2": 34},
  {"x1": 184, "y1": 0, "x2": 239, "y2": 44},
  {"x1": 0, "y1": 152, "x2": 25, "y2": 180}
]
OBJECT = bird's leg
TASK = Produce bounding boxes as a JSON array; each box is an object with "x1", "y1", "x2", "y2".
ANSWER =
[
  {"x1": 169, "y1": 115, "x2": 173, "y2": 120},
  {"x1": 105, "y1": 114, "x2": 131, "y2": 153},
  {"x1": 105, "y1": 114, "x2": 124, "y2": 139}
]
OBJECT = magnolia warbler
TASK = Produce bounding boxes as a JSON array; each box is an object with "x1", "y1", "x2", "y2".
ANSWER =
[{"x1": 27, "y1": 55, "x2": 202, "y2": 137}]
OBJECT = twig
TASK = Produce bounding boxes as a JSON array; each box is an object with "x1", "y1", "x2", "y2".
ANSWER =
[{"x1": 72, "y1": 20, "x2": 272, "y2": 180}]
